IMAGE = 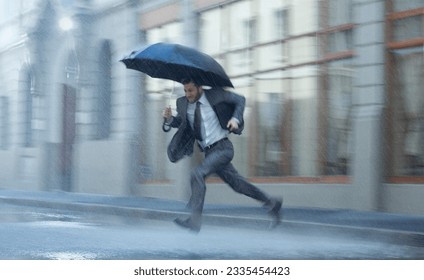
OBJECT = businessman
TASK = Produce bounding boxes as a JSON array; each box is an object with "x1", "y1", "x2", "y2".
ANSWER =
[{"x1": 163, "y1": 78, "x2": 282, "y2": 232}]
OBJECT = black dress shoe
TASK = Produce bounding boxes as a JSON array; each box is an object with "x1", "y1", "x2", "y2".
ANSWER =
[
  {"x1": 174, "y1": 217, "x2": 201, "y2": 232},
  {"x1": 268, "y1": 198, "x2": 282, "y2": 228}
]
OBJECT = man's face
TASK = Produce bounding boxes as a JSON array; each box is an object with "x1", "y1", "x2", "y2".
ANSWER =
[{"x1": 183, "y1": 82, "x2": 202, "y2": 103}]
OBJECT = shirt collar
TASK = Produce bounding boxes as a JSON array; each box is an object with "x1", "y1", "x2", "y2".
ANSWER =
[{"x1": 198, "y1": 92, "x2": 209, "y2": 105}]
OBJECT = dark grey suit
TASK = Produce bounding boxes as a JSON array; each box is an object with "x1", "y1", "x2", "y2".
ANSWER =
[
  {"x1": 167, "y1": 88, "x2": 244, "y2": 162},
  {"x1": 167, "y1": 88, "x2": 271, "y2": 227}
]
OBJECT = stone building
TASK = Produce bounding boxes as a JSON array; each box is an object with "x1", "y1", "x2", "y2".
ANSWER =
[{"x1": 0, "y1": 0, "x2": 423, "y2": 215}]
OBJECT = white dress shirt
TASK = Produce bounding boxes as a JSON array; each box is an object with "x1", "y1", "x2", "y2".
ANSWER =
[{"x1": 187, "y1": 94, "x2": 228, "y2": 149}]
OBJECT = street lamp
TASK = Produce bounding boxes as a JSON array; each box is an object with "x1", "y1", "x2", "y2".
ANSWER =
[{"x1": 59, "y1": 17, "x2": 74, "y2": 31}]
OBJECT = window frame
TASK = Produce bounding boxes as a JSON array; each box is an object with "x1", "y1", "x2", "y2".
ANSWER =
[{"x1": 385, "y1": 1, "x2": 424, "y2": 183}]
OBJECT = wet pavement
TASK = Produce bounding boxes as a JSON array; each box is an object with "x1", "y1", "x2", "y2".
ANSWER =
[
  {"x1": 0, "y1": 188, "x2": 424, "y2": 260},
  {"x1": 1, "y1": 202, "x2": 424, "y2": 260}
]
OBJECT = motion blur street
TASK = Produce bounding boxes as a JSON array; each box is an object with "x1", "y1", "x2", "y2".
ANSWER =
[{"x1": 1, "y1": 191, "x2": 424, "y2": 260}]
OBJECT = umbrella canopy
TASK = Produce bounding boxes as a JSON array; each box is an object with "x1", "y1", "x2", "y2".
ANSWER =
[{"x1": 121, "y1": 42, "x2": 233, "y2": 88}]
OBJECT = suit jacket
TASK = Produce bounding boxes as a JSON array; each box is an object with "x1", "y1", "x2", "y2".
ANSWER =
[{"x1": 167, "y1": 88, "x2": 245, "y2": 162}]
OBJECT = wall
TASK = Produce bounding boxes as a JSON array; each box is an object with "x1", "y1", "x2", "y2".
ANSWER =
[{"x1": 74, "y1": 140, "x2": 133, "y2": 195}]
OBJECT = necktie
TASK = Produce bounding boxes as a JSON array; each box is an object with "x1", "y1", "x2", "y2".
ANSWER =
[{"x1": 193, "y1": 101, "x2": 203, "y2": 141}]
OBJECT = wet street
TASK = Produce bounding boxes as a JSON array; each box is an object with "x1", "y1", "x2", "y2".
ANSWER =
[{"x1": 1, "y1": 202, "x2": 424, "y2": 260}]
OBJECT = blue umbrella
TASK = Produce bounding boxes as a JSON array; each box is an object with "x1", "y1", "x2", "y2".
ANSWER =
[{"x1": 121, "y1": 42, "x2": 233, "y2": 88}]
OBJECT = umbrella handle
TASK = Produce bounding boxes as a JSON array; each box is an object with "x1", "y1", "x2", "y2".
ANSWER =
[
  {"x1": 162, "y1": 82, "x2": 175, "y2": 133},
  {"x1": 162, "y1": 117, "x2": 171, "y2": 132}
]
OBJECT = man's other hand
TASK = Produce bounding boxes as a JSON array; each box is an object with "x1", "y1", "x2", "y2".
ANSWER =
[{"x1": 227, "y1": 118, "x2": 239, "y2": 132}]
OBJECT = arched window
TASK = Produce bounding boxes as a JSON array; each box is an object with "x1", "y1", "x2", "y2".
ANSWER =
[{"x1": 18, "y1": 65, "x2": 35, "y2": 147}]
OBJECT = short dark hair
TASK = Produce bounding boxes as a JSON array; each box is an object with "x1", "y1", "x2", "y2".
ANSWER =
[{"x1": 180, "y1": 78, "x2": 200, "y2": 86}]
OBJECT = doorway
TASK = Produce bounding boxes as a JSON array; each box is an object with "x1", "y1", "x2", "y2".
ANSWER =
[{"x1": 60, "y1": 84, "x2": 76, "y2": 191}]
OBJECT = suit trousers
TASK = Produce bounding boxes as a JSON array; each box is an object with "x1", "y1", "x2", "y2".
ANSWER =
[{"x1": 189, "y1": 138, "x2": 270, "y2": 221}]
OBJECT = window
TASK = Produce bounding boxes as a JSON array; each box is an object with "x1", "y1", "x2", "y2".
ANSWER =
[
  {"x1": 320, "y1": 0, "x2": 355, "y2": 177},
  {"x1": 243, "y1": 17, "x2": 257, "y2": 46},
  {"x1": 389, "y1": 47, "x2": 424, "y2": 176},
  {"x1": 228, "y1": 1, "x2": 251, "y2": 50},
  {"x1": 199, "y1": 8, "x2": 222, "y2": 54},
  {"x1": 17, "y1": 66, "x2": 44, "y2": 147},
  {"x1": 328, "y1": 0, "x2": 352, "y2": 26},
  {"x1": 275, "y1": 9, "x2": 289, "y2": 39},
  {"x1": 328, "y1": 29, "x2": 353, "y2": 53},
  {"x1": 19, "y1": 67, "x2": 34, "y2": 147},
  {"x1": 393, "y1": 16, "x2": 422, "y2": 42},
  {"x1": 254, "y1": 90, "x2": 287, "y2": 176},
  {"x1": 325, "y1": 62, "x2": 353, "y2": 175},
  {"x1": 325, "y1": 0, "x2": 354, "y2": 55},
  {"x1": 386, "y1": 1, "x2": 424, "y2": 180},
  {"x1": 393, "y1": 0, "x2": 423, "y2": 12},
  {"x1": 240, "y1": 17, "x2": 256, "y2": 67},
  {"x1": 31, "y1": 90, "x2": 43, "y2": 146}
]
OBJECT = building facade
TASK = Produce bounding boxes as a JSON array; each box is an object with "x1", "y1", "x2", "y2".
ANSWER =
[{"x1": 0, "y1": 0, "x2": 423, "y2": 215}]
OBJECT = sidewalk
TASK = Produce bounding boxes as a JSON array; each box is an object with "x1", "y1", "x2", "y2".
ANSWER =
[{"x1": 1, "y1": 188, "x2": 424, "y2": 246}]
